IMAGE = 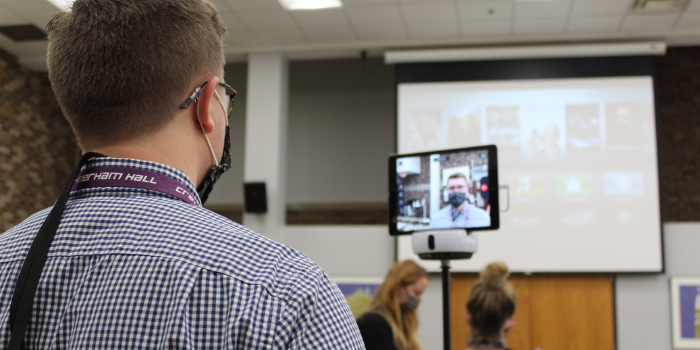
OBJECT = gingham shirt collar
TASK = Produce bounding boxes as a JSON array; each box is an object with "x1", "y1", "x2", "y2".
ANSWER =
[{"x1": 71, "y1": 156, "x2": 203, "y2": 207}]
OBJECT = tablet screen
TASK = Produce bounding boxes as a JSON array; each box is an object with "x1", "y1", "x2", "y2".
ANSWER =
[{"x1": 389, "y1": 145, "x2": 499, "y2": 235}]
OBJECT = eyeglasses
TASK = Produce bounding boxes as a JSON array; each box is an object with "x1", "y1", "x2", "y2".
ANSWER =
[{"x1": 181, "y1": 81, "x2": 237, "y2": 119}]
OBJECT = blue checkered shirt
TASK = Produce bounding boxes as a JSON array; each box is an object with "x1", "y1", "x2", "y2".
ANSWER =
[{"x1": 0, "y1": 157, "x2": 365, "y2": 349}]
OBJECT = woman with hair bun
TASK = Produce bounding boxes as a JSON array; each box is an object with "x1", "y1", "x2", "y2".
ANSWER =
[
  {"x1": 357, "y1": 259, "x2": 430, "y2": 350},
  {"x1": 466, "y1": 261, "x2": 517, "y2": 350}
]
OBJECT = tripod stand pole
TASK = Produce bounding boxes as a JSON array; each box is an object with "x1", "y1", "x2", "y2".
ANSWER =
[{"x1": 442, "y1": 259, "x2": 451, "y2": 350}]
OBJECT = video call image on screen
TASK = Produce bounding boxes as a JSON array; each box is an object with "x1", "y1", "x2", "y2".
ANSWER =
[{"x1": 396, "y1": 149, "x2": 491, "y2": 232}]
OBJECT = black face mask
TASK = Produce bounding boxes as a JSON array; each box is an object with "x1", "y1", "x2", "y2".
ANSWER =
[
  {"x1": 400, "y1": 295, "x2": 420, "y2": 314},
  {"x1": 448, "y1": 192, "x2": 466, "y2": 207},
  {"x1": 198, "y1": 125, "x2": 231, "y2": 204}
]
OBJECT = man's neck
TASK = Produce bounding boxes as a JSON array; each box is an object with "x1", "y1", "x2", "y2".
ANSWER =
[
  {"x1": 454, "y1": 201, "x2": 468, "y2": 213},
  {"x1": 86, "y1": 123, "x2": 210, "y2": 190}
]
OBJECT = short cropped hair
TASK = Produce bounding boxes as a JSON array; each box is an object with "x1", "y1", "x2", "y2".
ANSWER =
[
  {"x1": 46, "y1": 0, "x2": 227, "y2": 148},
  {"x1": 447, "y1": 172, "x2": 468, "y2": 186},
  {"x1": 447, "y1": 173, "x2": 467, "y2": 182}
]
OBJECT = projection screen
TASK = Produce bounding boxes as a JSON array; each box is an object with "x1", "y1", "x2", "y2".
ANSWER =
[{"x1": 396, "y1": 76, "x2": 663, "y2": 273}]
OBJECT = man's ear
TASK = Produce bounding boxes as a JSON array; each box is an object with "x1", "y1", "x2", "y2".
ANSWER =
[
  {"x1": 195, "y1": 76, "x2": 220, "y2": 134},
  {"x1": 465, "y1": 311, "x2": 471, "y2": 326}
]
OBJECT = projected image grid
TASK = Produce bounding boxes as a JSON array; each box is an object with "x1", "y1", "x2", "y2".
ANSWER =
[{"x1": 397, "y1": 76, "x2": 662, "y2": 272}]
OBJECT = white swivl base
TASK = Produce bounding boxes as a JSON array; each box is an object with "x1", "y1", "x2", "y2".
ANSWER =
[{"x1": 412, "y1": 229, "x2": 478, "y2": 260}]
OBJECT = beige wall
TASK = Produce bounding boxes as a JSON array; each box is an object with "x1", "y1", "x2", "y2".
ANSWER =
[{"x1": 285, "y1": 58, "x2": 396, "y2": 205}]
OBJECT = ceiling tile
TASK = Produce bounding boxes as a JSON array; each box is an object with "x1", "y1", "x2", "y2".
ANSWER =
[
  {"x1": 620, "y1": 13, "x2": 679, "y2": 31},
  {"x1": 400, "y1": 3, "x2": 458, "y2": 23},
  {"x1": 218, "y1": 10, "x2": 254, "y2": 33},
  {"x1": 255, "y1": 28, "x2": 307, "y2": 45},
  {"x1": 686, "y1": 0, "x2": 700, "y2": 12},
  {"x1": 675, "y1": 13, "x2": 700, "y2": 29},
  {"x1": 570, "y1": 0, "x2": 632, "y2": 17},
  {"x1": 237, "y1": 11, "x2": 298, "y2": 30},
  {"x1": 345, "y1": 5, "x2": 403, "y2": 26},
  {"x1": 567, "y1": 16, "x2": 622, "y2": 32},
  {"x1": 209, "y1": 0, "x2": 233, "y2": 12},
  {"x1": 291, "y1": 8, "x2": 350, "y2": 27},
  {"x1": 460, "y1": 20, "x2": 511, "y2": 36},
  {"x1": 406, "y1": 22, "x2": 459, "y2": 38},
  {"x1": 227, "y1": 0, "x2": 284, "y2": 11},
  {"x1": 303, "y1": 25, "x2": 357, "y2": 42},
  {"x1": 5, "y1": 2, "x2": 60, "y2": 29},
  {"x1": 514, "y1": 18, "x2": 567, "y2": 34},
  {"x1": 0, "y1": 5, "x2": 29, "y2": 26},
  {"x1": 515, "y1": 0, "x2": 572, "y2": 19},
  {"x1": 458, "y1": 0, "x2": 513, "y2": 21},
  {"x1": 341, "y1": 0, "x2": 397, "y2": 6},
  {"x1": 224, "y1": 30, "x2": 259, "y2": 47},
  {"x1": 354, "y1": 24, "x2": 407, "y2": 40}
]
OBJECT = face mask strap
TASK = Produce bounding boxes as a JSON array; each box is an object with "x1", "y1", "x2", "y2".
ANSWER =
[
  {"x1": 214, "y1": 90, "x2": 229, "y2": 127},
  {"x1": 195, "y1": 92, "x2": 224, "y2": 166}
]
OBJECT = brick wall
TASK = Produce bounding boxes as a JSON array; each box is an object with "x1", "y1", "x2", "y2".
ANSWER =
[
  {"x1": 0, "y1": 49, "x2": 77, "y2": 232},
  {"x1": 656, "y1": 46, "x2": 700, "y2": 222}
]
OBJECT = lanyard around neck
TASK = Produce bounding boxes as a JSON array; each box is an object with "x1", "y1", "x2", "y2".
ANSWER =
[{"x1": 72, "y1": 165, "x2": 199, "y2": 206}]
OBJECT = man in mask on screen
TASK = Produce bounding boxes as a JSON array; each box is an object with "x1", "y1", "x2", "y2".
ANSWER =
[
  {"x1": 430, "y1": 173, "x2": 491, "y2": 229},
  {"x1": 0, "y1": 1, "x2": 364, "y2": 349}
]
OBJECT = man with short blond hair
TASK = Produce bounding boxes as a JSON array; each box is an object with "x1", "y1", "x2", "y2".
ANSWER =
[
  {"x1": 431, "y1": 173, "x2": 490, "y2": 229},
  {"x1": 0, "y1": 1, "x2": 365, "y2": 349}
]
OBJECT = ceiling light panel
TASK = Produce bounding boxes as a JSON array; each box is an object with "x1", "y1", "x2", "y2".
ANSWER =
[
  {"x1": 278, "y1": 0, "x2": 342, "y2": 10},
  {"x1": 47, "y1": 0, "x2": 73, "y2": 11}
]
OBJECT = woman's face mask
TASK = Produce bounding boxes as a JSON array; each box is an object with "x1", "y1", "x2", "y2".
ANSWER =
[{"x1": 400, "y1": 294, "x2": 420, "y2": 314}]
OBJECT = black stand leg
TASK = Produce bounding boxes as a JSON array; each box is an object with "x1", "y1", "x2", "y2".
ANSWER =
[{"x1": 442, "y1": 259, "x2": 451, "y2": 350}]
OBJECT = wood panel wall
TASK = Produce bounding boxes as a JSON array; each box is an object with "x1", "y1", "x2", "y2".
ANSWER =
[{"x1": 450, "y1": 274, "x2": 614, "y2": 350}]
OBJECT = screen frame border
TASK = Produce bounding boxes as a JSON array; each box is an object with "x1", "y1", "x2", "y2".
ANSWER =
[{"x1": 388, "y1": 144, "x2": 499, "y2": 236}]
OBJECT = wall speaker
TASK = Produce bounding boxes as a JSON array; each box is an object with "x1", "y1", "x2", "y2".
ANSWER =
[{"x1": 244, "y1": 182, "x2": 267, "y2": 213}]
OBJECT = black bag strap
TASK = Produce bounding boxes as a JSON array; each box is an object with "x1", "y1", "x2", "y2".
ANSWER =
[{"x1": 7, "y1": 152, "x2": 104, "y2": 350}]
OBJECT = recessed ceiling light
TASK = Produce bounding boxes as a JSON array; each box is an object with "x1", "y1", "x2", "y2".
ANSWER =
[
  {"x1": 277, "y1": 0, "x2": 342, "y2": 11},
  {"x1": 47, "y1": 0, "x2": 73, "y2": 12}
]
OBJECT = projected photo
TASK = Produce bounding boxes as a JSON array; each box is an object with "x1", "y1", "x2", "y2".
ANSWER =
[
  {"x1": 520, "y1": 105, "x2": 565, "y2": 155},
  {"x1": 392, "y1": 146, "x2": 497, "y2": 234},
  {"x1": 485, "y1": 106, "x2": 520, "y2": 152},
  {"x1": 508, "y1": 174, "x2": 544, "y2": 197},
  {"x1": 446, "y1": 106, "x2": 482, "y2": 148},
  {"x1": 605, "y1": 103, "x2": 654, "y2": 151},
  {"x1": 401, "y1": 106, "x2": 447, "y2": 153},
  {"x1": 566, "y1": 104, "x2": 601, "y2": 154}
]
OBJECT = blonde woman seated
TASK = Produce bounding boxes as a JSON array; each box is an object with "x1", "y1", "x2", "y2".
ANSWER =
[
  {"x1": 465, "y1": 262, "x2": 516, "y2": 350},
  {"x1": 356, "y1": 260, "x2": 430, "y2": 350}
]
